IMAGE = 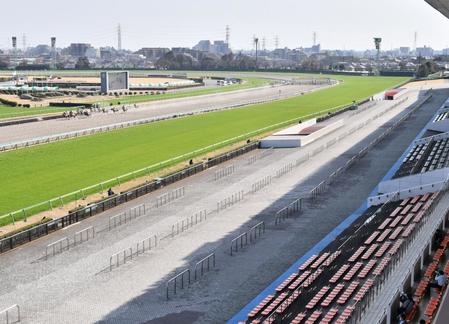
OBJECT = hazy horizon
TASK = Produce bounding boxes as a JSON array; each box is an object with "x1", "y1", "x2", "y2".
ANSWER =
[{"x1": 1, "y1": 0, "x2": 448, "y2": 51}]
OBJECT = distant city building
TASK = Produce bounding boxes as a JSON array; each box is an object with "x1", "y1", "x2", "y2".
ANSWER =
[
  {"x1": 136, "y1": 47, "x2": 170, "y2": 61},
  {"x1": 193, "y1": 40, "x2": 212, "y2": 52},
  {"x1": 399, "y1": 47, "x2": 410, "y2": 56},
  {"x1": 303, "y1": 44, "x2": 321, "y2": 55},
  {"x1": 100, "y1": 47, "x2": 115, "y2": 61},
  {"x1": 68, "y1": 43, "x2": 92, "y2": 58},
  {"x1": 27, "y1": 44, "x2": 51, "y2": 57},
  {"x1": 416, "y1": 46, "x2": 434, "y2": 58},
  {"x1": 212, "y1": 41, "x2": 230, "y2": 55},
  {"x1": 193, "y1": 40, "x2": 230, "y2": 55}
]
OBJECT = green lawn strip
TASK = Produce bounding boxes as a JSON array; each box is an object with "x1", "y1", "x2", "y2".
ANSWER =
[
  {"x1": 0, "y1": 75, "x2": 407, "y2": 225},
  {"x1": 0, "y1": 106, "x2": 74, "y2": 120}
]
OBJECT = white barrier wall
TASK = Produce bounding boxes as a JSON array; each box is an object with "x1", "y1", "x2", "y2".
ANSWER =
[
  {"x1": 299, "y1": 119, "x2": 344, "y2": 147},
  {"x1": 378, "y1": 168, "x2": 449, "y2": 194},
  {"x1": 260, "y1": 119, "x2": 344, "y2": 148},
  {"x1": 272, "y1": 118, "x2": 317, "y2": 136},
  {"x1": 428, "y1": 119, "x2": 449, "y2": 133},
  {"x1": 368, "y1": 181, "x2": 444, "y2": 207},
  {"x1": 414, "y1": 131, "x2": 449, "y2": 146},
  {"x1": 260, "y1": 136, "x2": 301, "y2": 148}
]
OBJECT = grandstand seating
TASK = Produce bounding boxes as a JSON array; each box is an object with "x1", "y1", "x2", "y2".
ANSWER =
[
  {"x1": 241, "y1": 192, "x2": 440, "y2": 323},
  {"x1": 406, "y1": 230, "x2": 449, "y2": 323},
  {"x1": 394, "y1": 137, "x2": 449, "y2": 178},
  {"x1": 434, "y1": 112, "x2": 449, "y2": 123}
]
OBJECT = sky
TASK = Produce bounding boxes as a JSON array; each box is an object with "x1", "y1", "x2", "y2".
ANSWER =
[{"x1": 0, "y1": 0, "x2": 448, "y2": 51}]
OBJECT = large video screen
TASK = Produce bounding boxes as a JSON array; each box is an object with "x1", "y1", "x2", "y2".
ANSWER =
[{"x1": 101, "y1": 71, "x2": 129, "y2": 93}]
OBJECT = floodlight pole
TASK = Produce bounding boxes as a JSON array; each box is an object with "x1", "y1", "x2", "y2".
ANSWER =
[
  {"x1": 373, "y1": 37, "x2": 382, "y2": 75},
  {"x1": 254, "y1": 37, "x2": 259, "y2": 71}
]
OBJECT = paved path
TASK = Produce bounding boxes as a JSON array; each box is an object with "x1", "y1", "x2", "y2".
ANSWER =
[{"x1": 0, "y1": 87, "x2": 446, "y2": 324}]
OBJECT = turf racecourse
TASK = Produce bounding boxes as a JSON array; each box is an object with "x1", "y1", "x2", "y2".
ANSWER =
[
  {"x1": 0, "y1": 77, "x2": 268, "y2": 120},
  {"x1": 0, "y1": 75, "x2": 407, "y2": 225}
]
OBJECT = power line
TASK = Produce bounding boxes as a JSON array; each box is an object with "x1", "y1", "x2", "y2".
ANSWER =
[{"x1": 274, "y1": 35, "x2": 279, "y2": 49}]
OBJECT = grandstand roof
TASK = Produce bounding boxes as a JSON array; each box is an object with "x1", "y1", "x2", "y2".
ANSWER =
[{"x1": 426, "y1": 0, "x2": 449, "y2": 19}]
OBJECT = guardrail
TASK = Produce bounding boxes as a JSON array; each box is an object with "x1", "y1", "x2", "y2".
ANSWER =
[{"x1": 0, "y1": 304, "x2": 20, "y2": 324}]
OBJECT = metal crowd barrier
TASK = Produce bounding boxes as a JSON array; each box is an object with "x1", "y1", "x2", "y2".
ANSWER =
[
  {"x1": 73, "y1": 226, "x2": 95, "y2": 246},
  {"x1": 45, "y1": 237, "x2": 70, "y2": 259},
  {"x1": 247, "y1": 147, "x2": 274, "y2": 165},
  {"x1": 109, "y1": 247, "x2": 133, "y2": 270},
  {"x1": 251, "y1": 175, "x2": 273, "y2": 194},
  {"x1": 275, "y1": 198, "x2": 303, "y2": 225},
  {"x1": 166, "y1": 269, "x2": 191, "y2": 299},
  {"x1": 109, "y1": 234, "x2": 158, "y2": 271},
  {"x1": 230, "y1": 221, "x2": 266, "y2": 255},
  {"x1": 249, "y1": 221, "x2": 266, "y2": 242},
  {"x1": 0, "y1": 304, "x2": 20, "y2": 324},
  {"x1": 108, "y1": 203, "x2": 147, "y2": 230},
  {"x1": 230, "y1": 232, "x2": 248, "y2": 256},
  {"x1": 216, "y1": 190, "x2": 245, "y2": 212},
  {"x1": 214, "y1": 164, "x2": 235, "y2": 181},
  {"x1": 275, "y1": 162, "x2": 294, "y2": 178},
  {"x1": 155, "y1": 187, "x2": 185, "y2": 208},
  {"x1": 194, "y1": 253, "x2": 216, "y2": 280},
  {"x1": 171, "y1": 210, "x2": 207, "y2": 237}
]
